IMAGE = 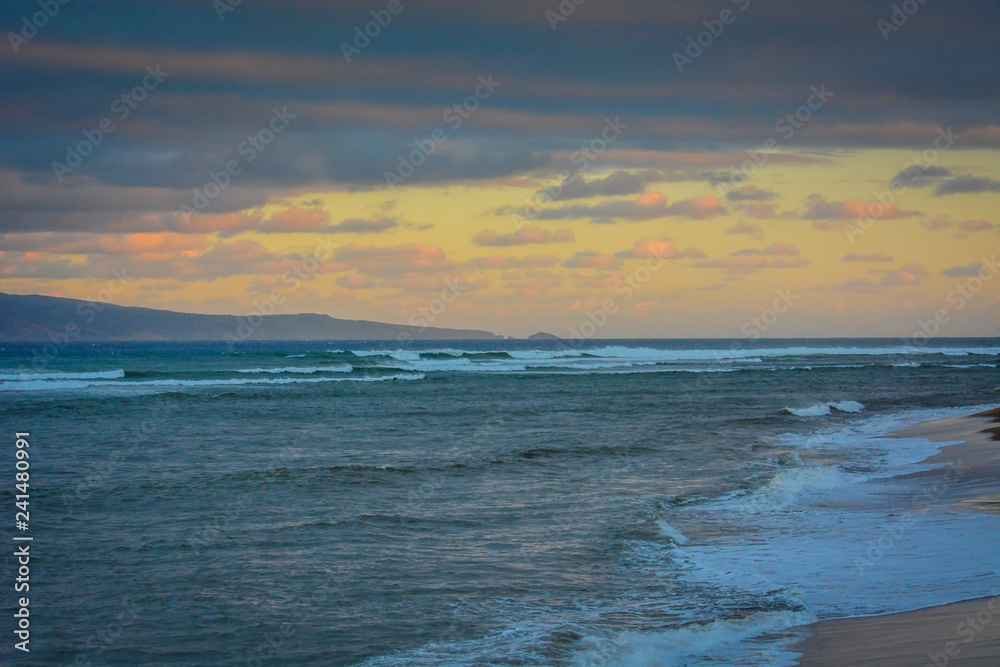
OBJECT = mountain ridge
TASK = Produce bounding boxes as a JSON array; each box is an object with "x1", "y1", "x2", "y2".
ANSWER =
[{"x1": 0, "y1": 292, "x2": 504, "y2": 342}]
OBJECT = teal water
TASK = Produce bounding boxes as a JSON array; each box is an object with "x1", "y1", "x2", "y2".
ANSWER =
[{"x1": 1, "y1": 339, "x2": 999, "y2": 665}]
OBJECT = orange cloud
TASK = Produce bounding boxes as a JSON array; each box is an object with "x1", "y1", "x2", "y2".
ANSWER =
[
  {"x1": 667, "y1": 196, "x2": 725, "y2": 220},
  {"x1": 960, "y1": 220, "x2": 993, "y2": 232},
  {"x1": 0, "y1": 232, "x2": 207, "y2": 255},
  {"x1": 843, "y1": 263, "x2": 929, "y2": 289},
  {"x1": 804, "y1": 195, "x2": 921, "y2": 225}
]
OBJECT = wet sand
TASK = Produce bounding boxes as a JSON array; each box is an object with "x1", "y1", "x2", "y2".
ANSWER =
[
  {"x1": 794, "y1": 596, "x2": 1000, "y2": 666},
  {"x1": 792, "y1": 408, "x2": 1000, "y2": 666}
]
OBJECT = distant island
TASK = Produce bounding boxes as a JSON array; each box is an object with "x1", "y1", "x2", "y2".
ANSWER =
[
  {"x1": 0, "y1": 292, "x2": 503, "y2": 342},
  {"x1": 526, "y1": 332, "x2": 562, "y2": 340}
]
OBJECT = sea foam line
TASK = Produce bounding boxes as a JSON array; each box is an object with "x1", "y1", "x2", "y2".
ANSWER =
[
  {"x1": 784, "y1": 401, "x2": 866, "y2": 417},
  {"x1": 0, "y1": 369, "x2": 125, "y2": 381},
  {"x1": 0, "y1": 373, "x2": 424, "y2": 392},
  {"x1": 235, "y1": 365, "x2": 352, "y2": 374}
]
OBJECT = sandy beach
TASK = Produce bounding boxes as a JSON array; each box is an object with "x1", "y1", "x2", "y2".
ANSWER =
[{"x1": 792, "y1": 408, "x2": 1000, "y2": 666}]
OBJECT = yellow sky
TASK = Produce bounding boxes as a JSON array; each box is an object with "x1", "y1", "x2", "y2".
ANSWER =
[{"x1": 4, "y1": 149, "x2": 999, "y2": 338}]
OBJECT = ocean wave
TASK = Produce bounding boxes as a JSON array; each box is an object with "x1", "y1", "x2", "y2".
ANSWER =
[
  {"x1": 573, "y1": 609, "x2": 814, "y2": 667},
  {"x1": 0, "y1": 369, "x2": 125, "y2": 381},
  {"x1": 351, "y1": 350, "x2": 421, "y2": 361},
  {"x1": 784, "y1": 401, "x2": 866, "y2": 417},
  {"x1": 369, "y1": 344, "x2": 1000, "y2": 363},
  {"x1": 656, "y1": 519, "x2": 691, "y2": 545},
  {"x1": 315, "y1": 344, "x2": 1000, "y2": 376},
  {"x1": 235, "y1": 365, "x2": 352, "y2": 374},
  {"x1": 0, "y1": 373, "x2": 424, "y2": 392},
  {"x1": 732, "y1": 466, "x2": 852, "y2": 513}
]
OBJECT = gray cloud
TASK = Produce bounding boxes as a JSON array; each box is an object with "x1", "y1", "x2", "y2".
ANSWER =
[
  {"x1": 934, "y1": 175, "x2": 1000, "y2": 197},
  {"x1": 0, "y1": 0, "x2": 998, "y2": 229},
  {"x1": 941, "y1": 263, "x2": 985, "y2": 277},
  {"x1": 891, "y1": 165, "x2": 952, "y2": 190},
  {"x1": 547, "y1": 171, "x2": 648, "y2": 200},
  {"x1": 726, "y1": 186, "x2": 778, "y2": 202}
]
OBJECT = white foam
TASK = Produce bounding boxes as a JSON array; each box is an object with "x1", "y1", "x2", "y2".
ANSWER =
[
  {"x1": 235, "y1": 365, "x2": 352, "y2": 374},
  {"x1": 0, "y1": 369, "x2": 125, "y2": 381},
  {"x1": 667, "y1": 403, "x2": 1000, "y2": 629},
  {"x1": 507, "y1": 349, "x2": 586, "y2": 360},
  {"x1": 351, "y1": 350, "x2": 421, "y2": 361},
  {"x1": 332, "y1": 344, "x2": 1000, "y2": 377},
  {"x1": 515, "y1": 344, "x2": 1000, "y2": 362},
  {"x1": 784, "y1": 401, "x2": 865, "y2": 417},
  {"x1": 573, "y1": 610, "x2": 814, "y2": 667},
  {"x1": 785, "y1": 404, "x2": 832, "y2": 417},
  {"x1": 656, "y1": 519, "x2": 691, "y2": 545},
  {"x1": 0, "y1": 373, "x2": 424, "y2": 392},
  {"x1": 729, "y1": 466, "x2": 851, "y2": 513}
]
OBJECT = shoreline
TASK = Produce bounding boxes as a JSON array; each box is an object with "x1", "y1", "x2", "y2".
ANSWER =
[{"x1": 790, "y1": 407, "x2": 1000, "y2": 666}]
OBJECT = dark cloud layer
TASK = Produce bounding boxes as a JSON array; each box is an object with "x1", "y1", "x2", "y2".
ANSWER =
[{"x1": 1, "y1": 0, "x2": 999, "y2": 232}]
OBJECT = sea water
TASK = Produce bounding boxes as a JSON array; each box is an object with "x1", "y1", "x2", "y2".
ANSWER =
[{"x1": 1, "y1": 338, "x2": 998, "y2": 665}]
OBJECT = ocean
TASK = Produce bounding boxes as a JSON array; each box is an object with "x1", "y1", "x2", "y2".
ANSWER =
[{"x1": 2, "y1": 338, "x2": 999, "y2": 665}]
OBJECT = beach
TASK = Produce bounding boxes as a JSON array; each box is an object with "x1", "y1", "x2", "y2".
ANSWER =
[{"x1": 792, "y1": 408, "x2": 1000, "y2": 666}]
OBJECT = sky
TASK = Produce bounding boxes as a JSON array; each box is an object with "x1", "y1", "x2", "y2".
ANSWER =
[{"x1": 1, "y1": 0, "x2": 998, "y2": 338}]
